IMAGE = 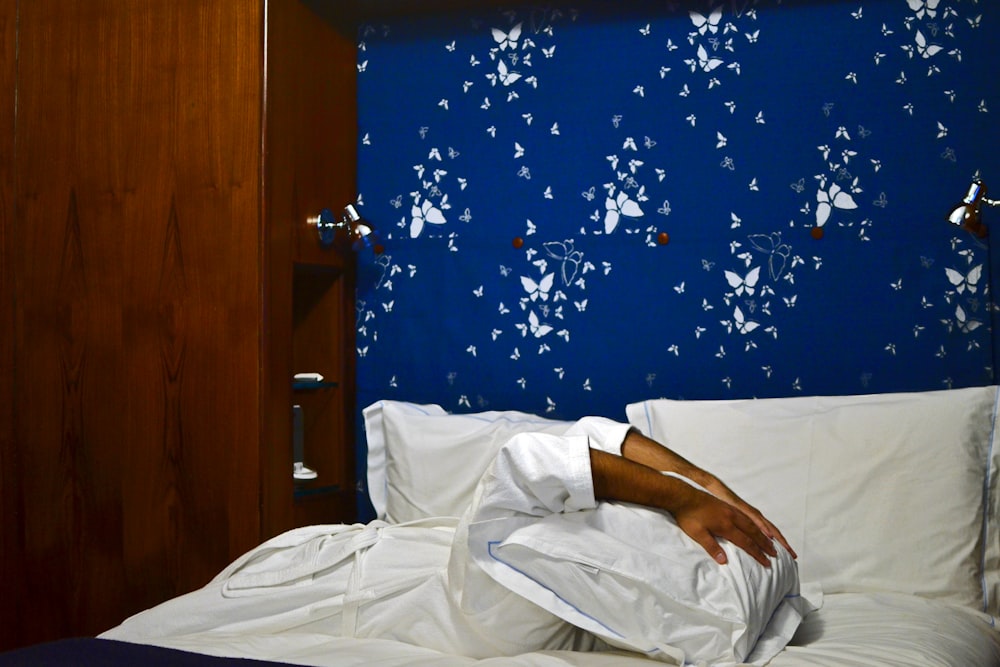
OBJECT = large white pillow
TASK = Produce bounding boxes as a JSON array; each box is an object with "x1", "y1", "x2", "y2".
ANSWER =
[
  {"x1": 625, "y1": 386, "x2": 1000, "y2": 616},
  {"x1": 363, "y1": 401, "x2": 571, "y2": 523},
  {"x1": 481, "y1": 501, "x2": 814, "y2": 666}
]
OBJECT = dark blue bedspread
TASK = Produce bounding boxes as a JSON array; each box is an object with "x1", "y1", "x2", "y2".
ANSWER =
[{"x1": 0, "y1": 639, "x2": 297, "y2": 666}]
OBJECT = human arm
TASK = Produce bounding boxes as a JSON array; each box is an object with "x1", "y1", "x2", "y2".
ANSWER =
[
  {"x1": 617, "y1": 428, "x2": 797, "y2": 559},
  {"x1": 590, "y1": 447, "x2": 783, "y2": 566}
]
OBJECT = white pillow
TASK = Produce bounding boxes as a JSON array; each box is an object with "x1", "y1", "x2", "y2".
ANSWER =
[
  {"x1": 625, "y1": 386, "x2": 1000, "y2": 616},
  {"x1": 363, "y1": 401, "x2": 571, "y2": 523},
  {"x1": 482, "y1": 501, "x2": 814, "y2": 665}
]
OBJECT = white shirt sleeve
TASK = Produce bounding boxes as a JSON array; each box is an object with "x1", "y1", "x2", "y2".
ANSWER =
[
  {"x1": 563, "y1": 416, "x2": 634, "y2": 457},
  {"x1": 447, "y1": 418, "x2": 631, "y2": 617}
]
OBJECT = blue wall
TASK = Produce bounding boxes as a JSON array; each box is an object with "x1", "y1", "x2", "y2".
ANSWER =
[{"x1": 355, "y1": 0, "x2": 1000, "y2": 429}]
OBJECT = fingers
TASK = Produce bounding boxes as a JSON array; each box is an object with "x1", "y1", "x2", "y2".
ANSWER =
[
  {"x1": 685, "y1": 525, "x2": 729, "y2": 565},
  {"x1": 686, "y1": 523, "x2": 772, "y2": 567},
  {"x1": 742, "y1": 506, "x2": 798, "y2": 559},
  {"x1": 719, "y1": 492, "x2": 799, "y2": 560},
  {"x1": 758, "y1": 516, "x2": 797, "y2": 559},
  {"x1": 680, "y1": 508, "x2": 777, "y2": 568}
]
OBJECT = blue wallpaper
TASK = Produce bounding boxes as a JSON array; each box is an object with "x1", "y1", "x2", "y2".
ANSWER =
[{"x1": 354, "y1": 0, "x2": 1000, "y2": 432}]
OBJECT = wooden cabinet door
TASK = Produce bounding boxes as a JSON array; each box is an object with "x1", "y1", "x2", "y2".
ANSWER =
[
  {"x1": 2, "y1": 0, "x2": 265, "y2": 648},
  {"x1": 263, "y1": 0, "x2": 358, "y2": 535}
]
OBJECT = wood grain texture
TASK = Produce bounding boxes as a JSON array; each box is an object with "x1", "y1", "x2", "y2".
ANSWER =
[
  {"x1": 2, "y1": 0, "x2": 358, "y2": 648},
  {"x1": 263, "y1": 0, "x2": 357, "y2": 539},
  {"x1": 0, "y1": 0, "x2": 18, "y2": 653},
  {"x1": 5, "y1": 0, "x2": 266, "y2": 646}
]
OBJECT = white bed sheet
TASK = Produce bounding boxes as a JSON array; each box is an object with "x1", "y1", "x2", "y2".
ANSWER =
[{"x1": 120, "y1": 592, "x2": 999, "y2": 667}]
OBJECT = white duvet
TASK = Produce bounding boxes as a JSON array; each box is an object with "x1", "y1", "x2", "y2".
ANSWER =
[
  {"x1": 103, "y1": 418, "x2": 805, "y2": 666},
  {"x1": 104, "y1": 593, "x2": 1000, "y2": 667}
]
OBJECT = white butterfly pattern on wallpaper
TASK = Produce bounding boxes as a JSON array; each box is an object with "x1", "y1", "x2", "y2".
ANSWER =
[
  {"x1": 815, "y1": 181, "x2": 858, "y2": 227},
  {"x1": 544, "y1": 240, "x2": 584, "y2": 285},
  {"x1": 492, "y1": 22, "x2": 522, "y2": 51},
  {"x1": 690, "y1": 8, "x2": 722, "y2": 35},
  {"x1": 945, "y1": 265, "x2": 982, "y2": 294},
  {"x1": 722, "y1": 306, "x2": 760, "y2": 335},
  {"x1": 687, "y1": 45, "x2": 724, "y2": 73},
  {"x1": 410, "y1": 196, "x2": 447, "y2": 238},
  {"x1": 913, "y1": 30, "x2": 943, "y2": 59},
  {"x1": 725, "y1": 266, "x2": 761, "y2": 297},
  {"x1": 515, "y1": 310, "x2": 552, "y2": 338},
  {"x1": 604, "y1": 190, "x2": 644, "y2": 234},
  {"x1": 521, "y1": 272, "x2": 555, "y2": 301},
  {"x1": 496, "y1": 60, "x2": 522, "y2": 86},
  {"x1": 748, "y1": 233, "x2": 793, "y2": 281},
  {"x1": 953, "y1": 304, "x2": 982, "y2": 334},
  {"x1": 906, "y1": 0, "x2": 939, "y2": 20}
]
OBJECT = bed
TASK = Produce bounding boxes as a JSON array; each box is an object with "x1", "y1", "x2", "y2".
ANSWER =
[{"x1": 4, "y1": 385, "x2": 997, "y2": 666}]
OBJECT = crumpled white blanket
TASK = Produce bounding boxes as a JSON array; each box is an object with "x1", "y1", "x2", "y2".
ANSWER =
[{"x1": 103, "y1": 417, "x2": 812, "y2": 665}]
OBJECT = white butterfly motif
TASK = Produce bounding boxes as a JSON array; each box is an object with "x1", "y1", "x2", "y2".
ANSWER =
[
  {"x1": 815, "y1": 181, "x2": 858, "y2": 227},
  {"x1": 725, "y1": 266, "x2": 761, "y2": 296},
  {"x1": 527, "y1": 310, "x2": 554, "y2": 338},
  {"x1": 954, "y1": 304, "x2": 982, "y2": 333},
  {"x1": 521, "y1": 273, "x2": 555, "y2": 301},
  {"x1": 945, "y1": 265, "x2": 983, "y2": 294},
  {"x1": 544, "y1": 240, "x2": 584, "y2": 285},
  {"x1": 410, "y1": 197, "x2": 447, "y2": 238},
  {"x1": 906, "y1": 0, "x2": 939, "y2": 19},
  {"x1": 733, "y1": 307, "x2": 760, "y2": 334},
  {"x1": 687, "y1": 44, "x2": 724, "y2": 72},
  {"x1": 690, "y1": 8, "x2": 722, "y2": 34},
  {"x1": 496, "y1": 60, "x2": 521, "y2": 86},
  {"x1": 604, "y1": 191, "x2": 644, "y2": 234},
  {"x1": 914, "y1": 30, "x2": 943, "y2": 59},
  {"x1": 492, "y1": 23, "x2": 522, "y2": 50}
]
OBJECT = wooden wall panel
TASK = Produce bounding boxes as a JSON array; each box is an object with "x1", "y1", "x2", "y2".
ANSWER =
[
  {"x1": 0, "y1": 0, "x2": 18, "y2": 653},
  {"x1": 262, "y1": 0, "x2": 357, "y2": 538},
  {"x1": 4, "y1": 0, "x2": 266, "y2": 647}
]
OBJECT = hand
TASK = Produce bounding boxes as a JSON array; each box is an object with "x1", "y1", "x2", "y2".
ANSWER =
[
  {"x1": 701, "y1": 478, "x2": 797, "y2": 560},
  {"x1": 617, "y1": 430, "x2": 798, "y2": 560},
  {"x1": 669, "y1": 482, "x2": 779, "y2": 567}
]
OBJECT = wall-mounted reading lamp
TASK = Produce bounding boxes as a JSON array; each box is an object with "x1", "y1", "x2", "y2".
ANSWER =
[
  {"x1": 308, "y1": 203, "x2": 382, "y2": 253},
  {"x1": 946, "y1": 179, "x2": 999, "y2": 238}
]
